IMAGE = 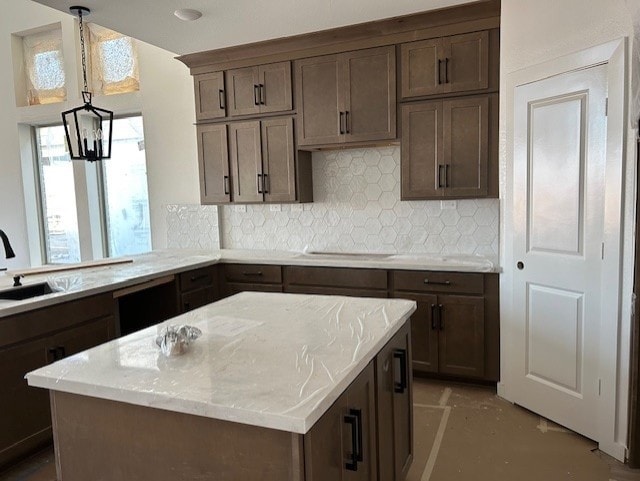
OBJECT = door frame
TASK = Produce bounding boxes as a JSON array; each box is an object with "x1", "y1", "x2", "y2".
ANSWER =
[{"x1": 500, "y1": 39, "x2": 628, "y2": 461}]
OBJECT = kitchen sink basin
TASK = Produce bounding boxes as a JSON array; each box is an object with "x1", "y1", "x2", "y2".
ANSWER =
[{"x1": 0, "y1": 282, "x2": 55, "y2": 301}]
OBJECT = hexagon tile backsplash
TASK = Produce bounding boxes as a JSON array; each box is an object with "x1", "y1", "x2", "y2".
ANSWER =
[
  {"x1": 166, "y1": 204, "x2": 220, "y2": 249},
  {"x1": 218, "y1": 146, "x2": 499, "y2": 256}
]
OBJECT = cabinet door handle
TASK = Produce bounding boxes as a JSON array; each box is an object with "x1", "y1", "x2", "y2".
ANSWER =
[
  {"x1": 218, "y1": 89, "x2": 225, "y2": 110},
  {"x1": 184, "y1": 301, "x2": 191, "y2": 311},
  {"x1": 445, "y1": 164, "x2": 450, "y2": 188},
  {"x1": 339, "y1": 111, "x2": 345, "y2": 135},
  {"x1": 49, "y1": 346, "x2": 66, "y2": 361},
  {"x1": 438, "y1": 59, "x2": 443, "y2": 85},
  {"x1": 344, "y1": 408, "x2": 362, "y2": 471},
  {"x1": 345, "y1": 111, "x2": 350, "y2": 134},
  {"x1": 259, "y1": 84, "x2": 265, "y2": 105},
  {"x1": 223, "y1": 175, "x2": 230, "y2": 195},
  {"x1": 424, "y1": 279, "x2": 451, "y2": 286},
  {"x1": 242, "y1": 271, "x2": 263, "y2": 277},
  {"x1": 48, "y1": 347, "x2": 59, "y2": 362},
  {"x1": 190, "y1": 274, "x2": 209, "y2": 283},
  {"x1": 445, "y1": 57, "x2": 450, "y2": 83},
  {"x1": 257, "y1": 173, "x2": 263, "y2": 194},
  {"x1": 254, "y1": 85, "x2": 260, "y2": 106},
  {"x1": 431, "y1": 303, "x2": 438, "y2": 330},
  {"x1": 393, "y1": 349, "x2": 408, "y2": 394},
  {"x1": 263, "y1": 173, "x2": 269, "y2": 194},
  {"x1": 437, "y1": 165, "x2": 444, "y2": 188},
  {"x1": 439, "y1": 304, "x2": 444, "y2": 330}
]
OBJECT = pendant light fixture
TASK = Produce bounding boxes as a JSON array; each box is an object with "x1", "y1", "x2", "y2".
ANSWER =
[{"x1": 62, "y1": 6, "x2": 113, "y2": 162}]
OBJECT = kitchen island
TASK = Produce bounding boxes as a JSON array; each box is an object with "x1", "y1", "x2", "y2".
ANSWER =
[{"x1": 27, "y1": 291, "x2": 416, "y2": 481}]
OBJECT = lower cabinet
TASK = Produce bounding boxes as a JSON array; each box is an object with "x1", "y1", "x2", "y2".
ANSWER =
[
  {"x1": 284, "y1": 265, "x2": 388, "y2": 298},
  {"x1": 221, "y1": 263, "x2": 283, "y2": 297},
  {"x1": 178, "y1": 266, "x2": 219, "y2": 313},
  {"x1": 0, "y1": 294, "x2": 116, "y2": 470}
]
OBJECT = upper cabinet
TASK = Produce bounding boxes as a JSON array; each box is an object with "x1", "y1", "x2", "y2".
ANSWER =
[
  {"x1": 401, "y1": 31, "x2": 492, "y2": 99},
  {"x1": 194, "y1": 71, "x2": 226, "y2": 121},
  {"x1": 296, "y1": 46, "x2": 396, "y2": 147},
  {"x1": 226, "y1": 62, "x2": 292, "y2": 117}
]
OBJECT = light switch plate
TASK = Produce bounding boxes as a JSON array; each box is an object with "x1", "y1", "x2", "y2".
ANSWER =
[
  {"x1": 270, "y1": 204, "x2": 282, "y2": 212},
  {"x1": 291, "y1": 204, "x2": 303, "y2": 212},
  {"x1": 441, "y1": 200, "x2": 457, "y2": 209},
  {"x1": 235, "y1": 205, "x2": 247, "y2": 213}
]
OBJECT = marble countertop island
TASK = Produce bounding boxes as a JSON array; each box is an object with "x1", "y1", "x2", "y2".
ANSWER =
[{"x1": 26, "y1": 292, "x2": 416, "y2": 434}]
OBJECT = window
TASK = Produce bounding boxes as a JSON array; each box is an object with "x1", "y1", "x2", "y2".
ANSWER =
[
  {"x1": 89, "y1": 24, "x2": 139, "y2": 96},
  {"x1": 22, "y1": 27, "x2": 66, "y2": 105},
  {"x1": 34, "y1": 116, "x2": 151, "y2": 264}
]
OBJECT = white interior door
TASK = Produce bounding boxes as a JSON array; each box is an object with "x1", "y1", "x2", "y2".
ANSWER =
[{"x1": 511, "y1": 65, "x2": 607, "y2": 440}]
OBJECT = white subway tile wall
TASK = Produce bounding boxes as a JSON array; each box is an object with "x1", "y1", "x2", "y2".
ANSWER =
[
  {"x1": 166, "y1": 204, "x2": 220, "y2": 249},
  {"x1": 218, "y1": 146, "x2": 499, "y2": 255}
]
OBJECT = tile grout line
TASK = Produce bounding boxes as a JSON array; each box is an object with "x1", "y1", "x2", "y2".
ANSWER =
[{"x1": 420, "y1": 406, "x2": 452, "y2": 481}]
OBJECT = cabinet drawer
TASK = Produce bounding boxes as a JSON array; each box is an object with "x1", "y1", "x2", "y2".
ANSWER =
[
  {"x1": 286, "y1": 285, "x2": 388, "y2": 298},
  {"x1": 181, "y1": 287, "x2": 216, "y2": 313},
  {"x1": 179, "y1": 267, "x2": 215, "y2": 292},
  {"x1": 224, "y1": 264, "x2": 282, "y2": 284},
  {"x1": 392, "y1": 271, "x2": 483, "y2": 294},
  {"x1": 285, "y1": 266, "x2": 387, "y2": 290}
]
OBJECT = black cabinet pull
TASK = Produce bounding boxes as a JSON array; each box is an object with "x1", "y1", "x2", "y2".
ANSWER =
[
  {"x1": 445, "y1": 57, "x2": 450, "y2": 83},
  {"x1": 445, "y1": 164, "x2": 450, "y2": 188},
  {"x1": 339, "y1": 111, "x2": 345, "y2": 134},
  {"x1": 190, "y1": 274, "x2": 209, "y2": 283},
  {"x1": 259, "y1": 84, "x2": 265, "y2": 105},
  {"x1": 345, "y1": 111, "x2": 350, "y2": 134},
  {"x1": 184, "y1": 301, "x2": 191, "y2": 311},
  {"x1": 431, "y1": 303, "x2": 437, "y2": 330},
  {"x1": 223, "y1": 175, "x2": 230, "y2": 195},
  {"x1": 49, "y1": 346, "x2": 66, "y2": 361},
  {"x1": 393, "y1": 349, "x2": 408, "y2": 394},
  {"x1": 437, "y1": 165, "x2": 444, "y2": 188},
  {"x1": 439, "y1": 304, "x2": 444, "y2": 330},
  {"x1": 257, "y1": 173, "x2": 263, "y2": 194},
  {"x1": 253, "y1": 85, "x2": 260, "y2": 106},
  {"x1": 344, "y1": 408, "x2": 362, "y2": 471},
  {"x1": 48, "y1": 347, "x2": 59, "y2": 361},
  {"x1": 423, "y1": 279, "x2": 451, "y2": 286},
  {"x1": 438, "y1": 59, "x2": 443, "y2": 85},
  {"x1": 218, "y1": 89, "x2": 225, "y2": 110},
  {"x1": 242, "y1": 271, "x2": 263, "y2": 276},
  {"x1": 263, "y1": 173, "x2": 269, "y2": 194}
]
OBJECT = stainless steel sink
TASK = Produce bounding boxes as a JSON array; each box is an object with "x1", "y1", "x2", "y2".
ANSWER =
[{"x1": 0, "y1": 282, "x2": 55, "y2": 301}]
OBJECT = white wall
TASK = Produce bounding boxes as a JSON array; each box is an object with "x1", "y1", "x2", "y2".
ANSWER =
[
  {"x1": 500, "y1": 0, "x2": 640, "y2": 457},
  {"x1": 0, "y1": 0, "x2": 198, "y2": 269}
]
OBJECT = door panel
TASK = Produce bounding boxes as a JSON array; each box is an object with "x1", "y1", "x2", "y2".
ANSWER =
[
  {"x1": 398, "y1": 293, "x2": 438, "y2": 374},
  {"x1": 343, "y1": 46, "x2": 396, "y2": 142},
  {"x1": 227, "y1": 67, "x2": 260, "y2": 116},
  {"x1": 261, "y1": 117, "x2": 296, "y2": 202},
  {"x1": 401, "y1": 101, "x2": 442, "y2": 199},
  {"x1": 443, "y1": 96, "x2": 489, "y2": 197},
  {"x1": 52, "y1": 317, "x2": 114, "y2": 358},
  {"x1": 438, "y1": 295, "x2": 484, "y2": 378},
  {"x1": 401, "y1": 38, "x2": 445, "y2": 98},
  {"x1": 194, "y1": 71, "x2": 226, "y2": 120},
  {"x1": 296, "y1": 55, "x2": 342, "y2": 145},
  {"x1": 345, "y1": 363, "x2": 376, "y2": 481},
  {"x1": 197, "y1": 124, "x2": 230, "y2": 204},
  {"x1": 511, "y1": 65, "x2": 607, "y2": 440},
  {"x1": 445, "y1": 31, "x2": 489, "y2": 93},
  {"x1": 229, "y1": 121, "x2": 263, "y2": 203},
  {"x1": 259, "y1": 62, "x2": 292, "y2": 114}
]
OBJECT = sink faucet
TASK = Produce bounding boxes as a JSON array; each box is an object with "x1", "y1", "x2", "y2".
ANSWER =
[{"x1": 0, "y1": 229, "x2": 16, "y2": 272}]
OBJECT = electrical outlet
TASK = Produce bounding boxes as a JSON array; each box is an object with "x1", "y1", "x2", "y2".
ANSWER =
[
  {"x1": 291, "y1": 204, "x2": 303, "y2": 212},
  {"x1": 441, "y1": 200, "x2": 457, "y2": 209},
  {"x1": 235, "y1": 205, "x2": 247, "y2": 213},
  {"x1": 270, "y1": 204, "x2": 282, "y2": 212}
]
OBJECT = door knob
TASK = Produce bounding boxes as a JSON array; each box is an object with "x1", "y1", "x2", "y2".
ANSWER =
[{"x1": 517, "y1": 261, "x2": 524, "y2": 270}]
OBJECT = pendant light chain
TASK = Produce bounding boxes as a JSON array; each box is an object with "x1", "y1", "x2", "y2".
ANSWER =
[{"x1": 78, "y1": 8, "x2": 88, "y2": 93}]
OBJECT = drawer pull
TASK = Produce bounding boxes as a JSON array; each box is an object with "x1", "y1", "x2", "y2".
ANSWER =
[
  {"x1": 190, "y1": 274, "x2": 209, "y2": 283},
  {"x1": 431, "y1": 304, "x2": 438, "y2": 330},
  {"x1": 423, "y1": 279, "x2": 451, "y2": 286},
  {"x1": 242, "y1": 271, "x2": 263, "y2": 277}
]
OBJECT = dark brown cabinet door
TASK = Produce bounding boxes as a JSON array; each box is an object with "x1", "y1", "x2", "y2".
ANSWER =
[
  {"x1": 376, "y1": 322, "x2": 412, "y2": 481},
  {"x1": 400, "y1": 38, "x2": 445, "y2": 98},
  {"x1": 194, "y1": 71, "x2": 226, "y2": 120},
  {"x1": 343, "y1": 46, "x2": 396, "y2": 143},
  {"x1": 52, "y1": 317, "x2": 115, "y2": 358},
  {"x1": 197, "y1": 124, "x2": 230, "y2": 204},
  {"x1": 259, "y1": 62, "x2": 293, "y2": 114},
  {"x1": 401, "y1": 31, "x2": 490, "y2": 99},
  {"x1": 445, "y1": 31, "x2": 489, "y2": 94},
  {"x1": 401, "y1": 101, "x2": 443, "y2": 199},
  {"x1": 304, "y1": 362, "x2": 376, "y2": 481},
  {"x1": 227, "y1": 66, "x2": 261, "y2": 117},
  {"x1": 0, "y1": 338, "x2": 51, "y2": 469},
  {"x1": 437, "y1": 295, "x2": 485, "y2": 378},
  {"x1": 443, "y1": 95, "x2": 489, "y2": 198},
  {"x1": 296, "y1": 54, "x2": 342, "y2": 146},
  {"x1": 261, "y1": 117, "x2": 296, "y2": 202},
  {"x1": 229, "y1": 121, "x2": 263, "y2": 203},
  {"x1": 403, "y1": 294, "x2": 438, "y2": 374},
  {"x1": 181, "y1": 287, "x2": 216, "y2": 313}
]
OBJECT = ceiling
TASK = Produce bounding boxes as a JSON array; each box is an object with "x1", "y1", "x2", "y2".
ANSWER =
[{"x1": 30, "y1": 0, "x2": 481, "y2": 55}]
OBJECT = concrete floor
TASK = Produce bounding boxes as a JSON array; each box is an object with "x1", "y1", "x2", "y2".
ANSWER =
[{"x1": 2, "y1": 379, "x2": 640, "y2": 481}]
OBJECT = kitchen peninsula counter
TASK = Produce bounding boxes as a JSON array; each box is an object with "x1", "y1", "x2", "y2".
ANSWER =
[{"x1": 27, "y1": 292, "x2": 417, "y2": 480}]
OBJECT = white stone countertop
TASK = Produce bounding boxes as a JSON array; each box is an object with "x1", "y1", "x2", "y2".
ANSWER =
[
  {"x1": 0, "y1": 248, "x2": 498, "y2": 318},
  {"x1": 27, "y1": 292, "x2": 416, "y2": 434}
]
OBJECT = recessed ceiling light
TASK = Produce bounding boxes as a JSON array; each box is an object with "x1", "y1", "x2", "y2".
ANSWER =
[{"x1": 174, "y1": 8, "x2": 202, "y2": 21}]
